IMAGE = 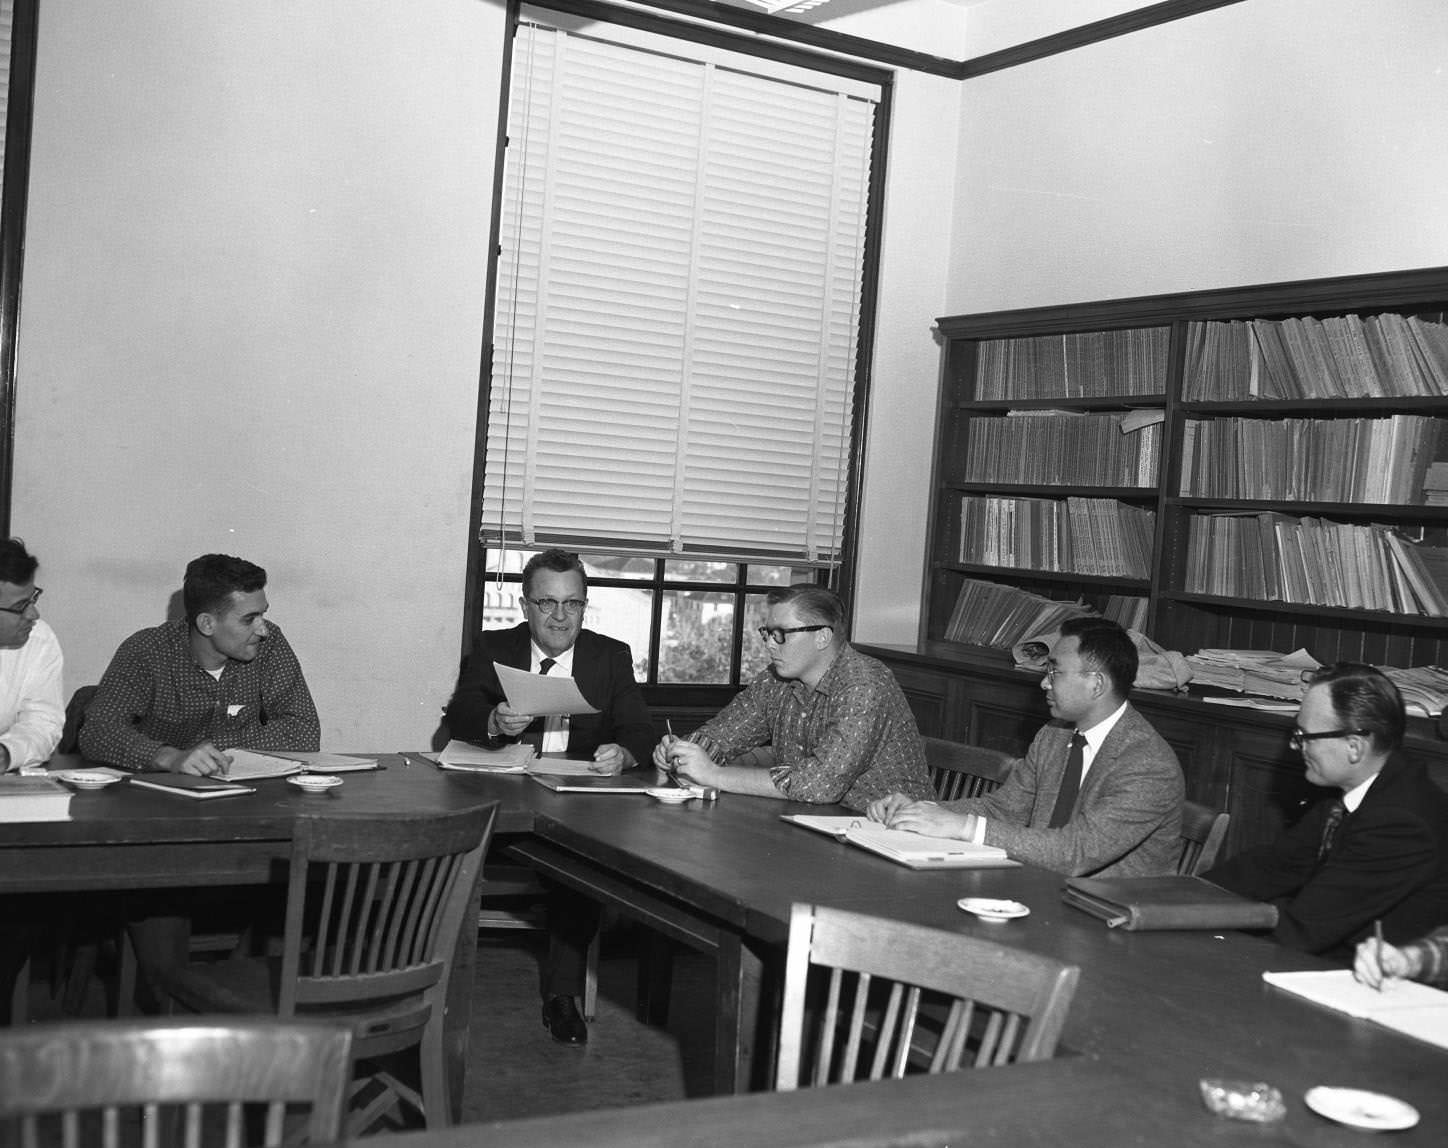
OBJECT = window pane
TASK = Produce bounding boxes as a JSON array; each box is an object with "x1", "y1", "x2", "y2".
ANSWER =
[
  {"x1": 584, "y1": 554, "x2": 654, "y2": 581},
  {"x1": 586, "y1": 586, "x2": 654, "y2": 681},
  {"x1": 485, "y1": 547, "x2": 539, "y2": 575},
  {"x1": 746, "y1": 564, "x2": 818, "y2": 587},
  {"x1": 481, "y1": 577, "x2": 526, "y2": 631},
  {"x1": 741, "y1": 592, "x2": 771, "y2": 681},
  {"x1": 659, "y1": 591, "x2": 735, "y2": 683},
  {"x1": 665, "y1": 560, "x2": 735, "y2": 584}
]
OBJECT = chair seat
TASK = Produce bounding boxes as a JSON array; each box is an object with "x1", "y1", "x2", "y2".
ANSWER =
[{"x1": 163, "y1": 957, "x2": 436, "y2": 1058}]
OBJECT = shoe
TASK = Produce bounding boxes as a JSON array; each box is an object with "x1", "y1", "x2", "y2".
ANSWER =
[{"x1": 542, "y1": 994, "x2": 588, "y2": 1044}]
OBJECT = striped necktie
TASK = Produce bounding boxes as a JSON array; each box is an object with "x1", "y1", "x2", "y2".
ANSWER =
[{"x1": 1318, "y1": 799, "x2": 1347, "y2": 861}]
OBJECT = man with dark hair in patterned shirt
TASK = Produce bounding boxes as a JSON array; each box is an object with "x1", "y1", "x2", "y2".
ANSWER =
[
  {"x1": 80, "y1": 553, "x2": 319, "y2": 773},
  {"x1": 654, "y1": 585, "x2": 932, "y2": 810}
]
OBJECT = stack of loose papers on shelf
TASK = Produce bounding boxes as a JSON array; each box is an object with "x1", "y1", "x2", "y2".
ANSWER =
[
  {"x1": 1189, "y1": 649, "x2": 1321, "y2": 703},
  {"x1": 1381, "y1": 665, "x2": 1448, "y2": 717},
  {"x1": 1263, "y1": 969, "x2": 1448, "y2": 1051},
  {"x1": 782, "y1": 815, "x2": 1019, "y2": 871}
]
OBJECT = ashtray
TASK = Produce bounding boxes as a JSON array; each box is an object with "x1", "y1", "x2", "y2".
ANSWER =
[
  {"x1": 1304, "y1": 1087, "x2": 1419, "y2": 1131},
  {"x1": 53, "y1": 769, "x2": 124, "y2": 790},
  {"x1": 1199, "y1": 1079, "x2": 1286, "y2": 1123},
  {"x1": 645, "y1": 787, "x2": 694, "y2": 804},
  {"x1": 289, "y1": 774, "x2": 343, "y2": 793}
]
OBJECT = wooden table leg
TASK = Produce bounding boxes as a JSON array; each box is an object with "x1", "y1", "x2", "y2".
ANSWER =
[{"x1": 714, "y1": 935, "x2": 771, "y2": 1094}]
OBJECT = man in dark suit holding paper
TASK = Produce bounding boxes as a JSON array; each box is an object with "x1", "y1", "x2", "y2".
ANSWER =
[
  {"x1": 1205, "y1": 663, "x2": 1448, "y2": 959},
  {"x1": 869, "y1": 617, "x2": 1183, "y2": 878},
  {"x1": 445, "y1": 549, "x2": 654, "y2": 1044}
]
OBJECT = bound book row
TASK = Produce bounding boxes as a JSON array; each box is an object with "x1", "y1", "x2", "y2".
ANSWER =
[
  {"x1": 1180, "y1": 414, "x2": 1443, "y2": 504},
  {"x1": 973, "y1": 327, "x2": 1169, "y2": 400},
  {"x1": 1182, "y1": 312, "x2": 1448, "y2": 401},
  {"x1": 942, "y1": 578, "x2": 1146, "y2": 649},
  {"x1": 961, "y1": 412, "x2": 1162, "y2": 487},
  {"x1": 1184, "y1": 512, "x2": 1448, "y2": 616},
  {"x1": 958, "y1": 496, "x2": 1155, "y2": 579}
]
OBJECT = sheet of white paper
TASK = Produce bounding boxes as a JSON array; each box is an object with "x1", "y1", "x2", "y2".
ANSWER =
[{"x1": 495, "y1": 663, "x2": 600, "y2": 716}]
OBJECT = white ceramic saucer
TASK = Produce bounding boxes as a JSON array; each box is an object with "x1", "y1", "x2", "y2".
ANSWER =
[
  {"x1": 1304, "y1": 1087, "x2": 1419, "y2": 1131},
  {"x1": 289, "y1": 774, "x2": 343, "y2": 793},
  {"x1": 53, "y1": 769, "x2": 124, "y2": 790},
  {"x1": 957, "y1": 897, "x2": 1030, "y2": 922},
  {"x1": 645, "y1": 787, "x2": 694, "y2": 804}
]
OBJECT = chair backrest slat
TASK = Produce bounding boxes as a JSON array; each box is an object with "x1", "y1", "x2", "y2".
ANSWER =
[
  {"x1": 0, "y1": 1019, "x2": 354, "y2": 1147},
  {"x1": 776, "y1": 903, "x2": 1080, "y2": 1092},
  {"x1": 923, "y1": 738, "x2": 1015, "y2": 804}
]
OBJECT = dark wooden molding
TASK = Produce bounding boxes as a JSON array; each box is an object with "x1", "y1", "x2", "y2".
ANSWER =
[
  {"x1": 0, "y1": 0, "x2": 39, "y2": 539},
  {"x1": 958, "y1": 0, "x2": 1250, "y2": 79},
  {"x1": 626, "y1": 0, "x2": 1251, "y2": 79},
  {"x1": 936, "y1": 266, "x2": 1448, "y2": 340}
]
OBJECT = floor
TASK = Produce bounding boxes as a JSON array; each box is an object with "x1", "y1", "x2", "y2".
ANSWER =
[
  {"x1": 13, "y1": 919, "x2": 717, "y2": 1133},
  {"x1": 462, "y1": 924, "x2": 716, "y2": 1124}
]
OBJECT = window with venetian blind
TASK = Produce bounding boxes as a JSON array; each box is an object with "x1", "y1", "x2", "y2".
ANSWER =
[{"x1": 482, "y1": 4, "x2": 885, "y2": 574}]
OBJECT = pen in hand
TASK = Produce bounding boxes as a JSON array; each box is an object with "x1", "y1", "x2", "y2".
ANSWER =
[{"x1": 1373, "y1": 918, "x2": 1385, "y2": 993}]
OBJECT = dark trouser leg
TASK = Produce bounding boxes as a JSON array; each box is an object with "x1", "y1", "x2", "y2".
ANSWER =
[{"x1": 540, "y1": 885, "x2": 600, "y2": 1000}]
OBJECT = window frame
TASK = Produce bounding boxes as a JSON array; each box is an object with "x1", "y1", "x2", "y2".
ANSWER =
[{"x1": 462, "y1": 0, "x2": 889, "y2": 690}]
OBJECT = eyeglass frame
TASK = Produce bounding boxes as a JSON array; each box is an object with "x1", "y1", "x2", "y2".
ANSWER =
[
  {"x1": 1288, "y1": 726, "x2": 1370, "y2": 750},
  {"x1": 757, "y1": 624, "x2": 829, "y2": 645},
  {"x1": 0, "y1": 586, "x2": 43, "y2": 615},
  {"x1": 1043, "y1": 665, "x2": 1102, "y2": 682},
  {"x1": 524, "y1": 595, "x2": 588, "y2": 617}
]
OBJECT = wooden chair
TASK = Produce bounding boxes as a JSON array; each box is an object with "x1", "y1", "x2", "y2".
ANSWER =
[
  {"x1": 775, "y1": 903, "x2": 1079, "y2": 1091},
  {"x1": 1177, "y1": 801, "x2": 1230, "y2": 876},
  {"x1": 0, "y1": 1017, "x2": 353, "y2": 1147},
  {"x1": 156, "y1": 804, "x2": 497, "y2": 1134},
  {"x1": 922, "y1": 737, "x2": 1015, "y2": 802}
]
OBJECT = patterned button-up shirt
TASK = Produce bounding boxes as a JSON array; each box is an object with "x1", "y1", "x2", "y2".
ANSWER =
[
  {"x1": 78, "y1": 618, "x2": 320, "y2": 771},
  {"x1": 690, "y1": 642, "x2": 932, "y2": 811}
]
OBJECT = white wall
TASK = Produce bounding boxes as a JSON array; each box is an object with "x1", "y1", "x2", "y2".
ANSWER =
[
  {"x1": 952, "y1": 0, "x2": 1448, "y2": 311},
  {"x1": 14, "y1": 0, "x2": 506, "y2": 748}
]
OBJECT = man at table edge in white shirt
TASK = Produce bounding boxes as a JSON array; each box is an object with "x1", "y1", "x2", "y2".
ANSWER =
[
  {"x1": 0, "y1": 536, "x2": 64, "y2": 1025},
  {"x1": 0, "y1": 536, "x2": 64, "y2": 773}
]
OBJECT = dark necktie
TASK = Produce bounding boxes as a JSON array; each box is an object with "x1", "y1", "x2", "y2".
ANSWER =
[
  {"x1": 1048, "y1": 732, "x2": 1087, "y2": 829},
  {"x1": 538, "y1": 658, "x2": 556, "y2": 675},
  {"x1": 1318, "y1": 799, "x2": 1346, "y2": 861}
]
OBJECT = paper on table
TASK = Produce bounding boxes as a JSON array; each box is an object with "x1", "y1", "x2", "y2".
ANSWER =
[
  {"x1": 436, "y1": 739, "x2": 536, "y2": 772},
  {"x1": 222, "y1": 749, "x2": 304, "y2": 780},
  {"x1": 286, "y1": 752, "x2": 380, "y2": 773},
  {"x1": 495, "y1": 663, "x2": 600, "y2": 717}
]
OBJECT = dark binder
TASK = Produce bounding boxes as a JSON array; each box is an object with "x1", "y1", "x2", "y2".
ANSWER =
[{"x1": 1061, "y1": 875, "x2": 1278, "y2": 932}]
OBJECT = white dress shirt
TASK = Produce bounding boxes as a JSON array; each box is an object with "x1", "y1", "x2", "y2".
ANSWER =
[{"x1": 0, "y1": 618, "x2": 65, "y2": 770}]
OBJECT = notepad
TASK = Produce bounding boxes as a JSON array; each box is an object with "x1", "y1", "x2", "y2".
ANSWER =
[
  {"x1": 781, "y1": 814, "x2": 1019, "y2": 870},
  {"x1": 128, "y1": 773, "x2": 256, "y2": 800},
  {"x1": 436, "y1": 739, "x2": 536, "y2": 772},
  {"x1": 220, "y1": 749, "x2": 305, "y2": 780},
  {"x1": 529, "y1": 773, "x2": 657, "y2": 794},
  {"x1": 1263, "y1": 969, "x2": 1448, "y2": 1051}
]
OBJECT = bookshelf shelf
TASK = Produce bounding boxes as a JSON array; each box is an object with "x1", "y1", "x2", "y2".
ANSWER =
[
  {"x1": 948, "y1": 562, "x2": 1151, "y2": 589},
  {"x1": 1158, "y1": 591, "x2": 1448, "y2": 630},
  {"x1": 921, "y1": 266, "x2": 1448, "y2": 669}
]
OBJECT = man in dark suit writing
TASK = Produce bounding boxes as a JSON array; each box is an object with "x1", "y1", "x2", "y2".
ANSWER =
[
  {"x1": 1205, "y1": 662, "x2": 1448, "y2": 959},
  {"x1": 445, "y1": 548, "x2": 654, "y2": 1044}
]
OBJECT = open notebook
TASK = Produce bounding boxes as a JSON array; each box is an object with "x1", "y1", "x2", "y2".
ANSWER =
[
  {"x1": 1263, "y1": 969, "x2": 1448, "y2": 1051},
  {"x1": 782, "y1": 814, "x2": 1018, "y2": 870}
]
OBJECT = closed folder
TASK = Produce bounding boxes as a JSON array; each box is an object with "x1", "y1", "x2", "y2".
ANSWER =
[{"x1": 1061, "y1": 875, "x2": 1278, "y2": 931}]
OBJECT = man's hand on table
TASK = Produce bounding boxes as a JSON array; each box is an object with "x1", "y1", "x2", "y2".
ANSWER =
[
  {"x1": 868, "y1": 793, "x2": 974, "y2": 840},
  {"x1": 590, "y1": 743, "x2": 633, "y2": 775},
  {"x1": 653, "y1": 736, "x2": 722, "y2": 788},
  {"x1": 154, "y1": 741, "x2": 232, "y2": 777}
]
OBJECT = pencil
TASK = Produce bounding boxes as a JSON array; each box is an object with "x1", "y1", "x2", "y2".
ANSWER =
[{"x1": 1373, "y1": 918, "x2": 1385, "y2": 992}]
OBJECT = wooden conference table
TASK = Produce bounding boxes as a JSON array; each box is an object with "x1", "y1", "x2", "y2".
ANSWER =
[{"x1": 4, "y1": 757, "x2": 1445, "y2": 1145}]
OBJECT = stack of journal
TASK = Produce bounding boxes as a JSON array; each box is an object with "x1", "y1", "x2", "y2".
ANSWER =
[
  {"x1": 782, "y1": 815, "x2": 1018, "y2": 870},
  {"x1": 1062, "y1": 875, "x2": 1279, "y2": 931}
]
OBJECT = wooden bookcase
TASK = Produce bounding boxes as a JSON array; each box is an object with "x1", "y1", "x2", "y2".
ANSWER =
[
  {"x1": 866, "y1": 266, "x2": 1448, "y2": 855},
  {"x1": 925, "y1": 265, "x2": 1448, "y2": 666}
]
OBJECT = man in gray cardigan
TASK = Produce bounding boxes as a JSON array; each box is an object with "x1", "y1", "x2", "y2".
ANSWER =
[{"x1": 870, "y1": 617, "x2": 1183, "y2": 877}]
